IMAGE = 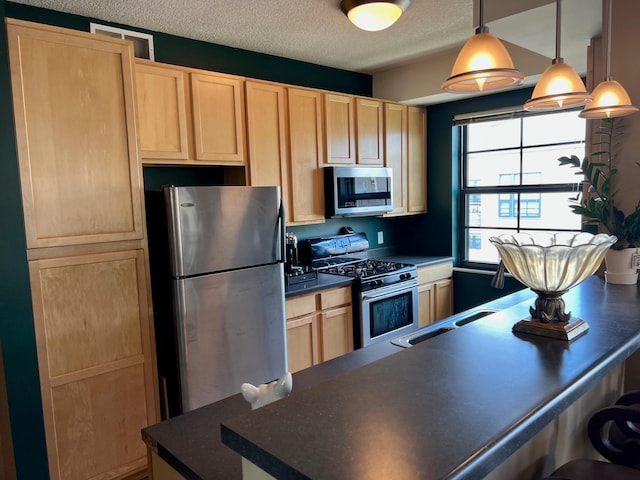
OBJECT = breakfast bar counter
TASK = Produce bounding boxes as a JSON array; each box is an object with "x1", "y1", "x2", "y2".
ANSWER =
[
  {"x1": 143, "y1": 278, "x2": 640, "y2": 479},
  {"x1": 221, "y1": 277, "x2": 640, "y2": 479}
]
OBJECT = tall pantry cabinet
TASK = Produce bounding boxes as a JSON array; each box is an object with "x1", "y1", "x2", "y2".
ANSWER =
[{"x1": 6, "y1": 19, "x2": 158, "y2": 480}]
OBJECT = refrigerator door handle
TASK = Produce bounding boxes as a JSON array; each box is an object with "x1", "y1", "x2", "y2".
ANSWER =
[{"x1": 278, "y1": 198, "x2": 285, "y2": 263}]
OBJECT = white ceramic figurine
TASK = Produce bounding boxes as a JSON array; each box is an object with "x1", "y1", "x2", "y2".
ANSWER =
[{"x1": 240, "y1": 372, "x2": 292, "y2": 410}]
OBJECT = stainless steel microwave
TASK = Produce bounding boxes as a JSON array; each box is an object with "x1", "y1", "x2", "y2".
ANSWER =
[{"x1": 324, "y1": 166, "x2": 393, "y2": 218}]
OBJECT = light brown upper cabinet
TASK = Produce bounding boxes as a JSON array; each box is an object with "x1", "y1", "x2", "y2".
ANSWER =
[
  {"x1": 8, "y1": 19, "x2": 143, "y2": 249},
  {"x1": 245, "y1": 80, "x2": 290, "y2": 219},
  {"x1": 324, "y1": 93, "x2": 356, "y2": 165},
  {"x1": 191, "y1": 72, "x2": 246, "y2": 164},
  {"x1": 407, "y1": 106, "x2": 427, "y2": 214},
  {"x1": 355, "y1": 97, "x2": 384, "y2": 166},
  {"x1": 324, "y1": 93, "x2": 385, "y2": 166},
  {"x1": 134, "y1": 60, "x2": 246, "y2": 166},
  {"x1": 135, "y1": 63, "x2": 189, "y2": 160},
  {"x1": 384, "y1": 103, "x2": 408, "y2": 216},
  {"x1": 287, "y1": 87, "x2": 325, "y2": 224}
]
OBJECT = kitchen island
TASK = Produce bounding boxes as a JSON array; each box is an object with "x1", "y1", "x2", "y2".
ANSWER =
[{"x1": 143, "y1": 277, "x2": 640, "y2": 479}]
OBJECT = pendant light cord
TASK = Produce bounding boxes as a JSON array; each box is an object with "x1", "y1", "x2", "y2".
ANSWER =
[
  {"x1": 477, "y1": 0, "x2": 486, "y2": 33},
  {"x1": 555, "y1": 0, "x2": 562, "y2": 61},
  {"x1": 605, "y1": 0, "x2": 612, "y2": 80}
]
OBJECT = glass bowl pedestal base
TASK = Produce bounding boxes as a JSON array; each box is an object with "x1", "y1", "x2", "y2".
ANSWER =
[{"x1": 512, "y1": 290, "x2": 589, "y2": 341}]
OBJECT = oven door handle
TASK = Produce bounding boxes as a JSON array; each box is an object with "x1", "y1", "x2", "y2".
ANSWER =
[{"x1": 361, "y1": 279, "x2": 418, "y2": 301}]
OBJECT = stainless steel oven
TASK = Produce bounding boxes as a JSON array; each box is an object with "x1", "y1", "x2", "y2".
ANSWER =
[
  {"x1": 359, "y1": 271, "x2": 418, "y2": 347},
  {"x1": 303, "y1": 232, "x2": 420, "y2": 349}
]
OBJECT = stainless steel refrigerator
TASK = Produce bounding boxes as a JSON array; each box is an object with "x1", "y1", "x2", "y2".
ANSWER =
[{"x1": 146, "y1": 185, "x2": 288, "y2": 418}]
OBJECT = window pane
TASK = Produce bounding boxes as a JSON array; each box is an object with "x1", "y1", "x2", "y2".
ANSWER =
[
  {"x1": 468, "y1": 118, "x2": 520, "y2": 151},
  {"x1": 465, "y1": 228, "x2": 517, "y2": 263},
  {"x1": 519, "y1": 192, "x2": 583, "y2": 230},
  {"x1": 465, "y1": 194, "x2": 518, "y2": 228},
  {"x1": 467, "y1": 150, "x2": 520, "y2": 187},
  {"x1": 522, "y1": 145, "x2": 585, "y2": 185},
  {"x1": 523, "y1": 111, "x2": 586, "y2": 146}
]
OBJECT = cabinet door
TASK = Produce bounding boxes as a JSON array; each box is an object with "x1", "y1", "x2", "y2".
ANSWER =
[
  {"x1": 191, "y1": 72, "x2": 246, "y2": 164},
  {"x1": 245, "y1": 81, "x2": 290, "y2": 218},
  {"x1": 135, "y1": 62, "x2": 189, "y2": 160},
  {"x1": 286, "y1": 314, "x2": 319, "y2": 373},
  {"x1": 319, "y1": 306, "x2": 354, "y2": 362},
  {"x1": 434, "y1": 278, "x2": 454, "y2": 321},
  {"x1": 324, "y1": 93, "x2": 356, "y2": 164},
  {"x1": 288, "y1": 88, "x2": 325, "y2": 224},
  {"x1": 407, "y1": 106, "x2": 427, "y2": 214},
  {"x1": 384, "y1": 103, "x2": 408, "y2": 216},
  {"x1": 29, "y1": 250, "x2": 156, "y2": 480},
  {"x1": 7, "y1": 20, "x2": 143, "y2": 248},
  {"x1": 355, "y1": 98, "x2": 384, "y2": 166},
  {"x1": 417, "y1": 282, "x2": 435, "y2": 328}
]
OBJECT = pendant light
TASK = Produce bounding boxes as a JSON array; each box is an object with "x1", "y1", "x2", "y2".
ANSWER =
[
  {"x1": 340, "y1": 0, "x2": 410, "y2": 32},
  {"x1": 579, "y1": 0, "x2": 638, "y2": 119},
  {"x1": 524, "y1": 0, "x2": 592, "y2": 111},
  {"x1": 442, "y1": 0, "x2": 524, "y2": 94}
]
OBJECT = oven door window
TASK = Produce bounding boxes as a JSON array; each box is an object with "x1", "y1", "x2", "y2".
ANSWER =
[{"x1": 369, "y1": 290, "x2": 414, "y2": 339}]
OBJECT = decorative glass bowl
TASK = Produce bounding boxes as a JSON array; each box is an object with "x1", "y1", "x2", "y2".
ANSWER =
[{"x1": 490, "y1": 232, "x2": 617, "y2": 340}]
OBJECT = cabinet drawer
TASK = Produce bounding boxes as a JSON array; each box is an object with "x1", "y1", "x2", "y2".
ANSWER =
[
  {"x1": 319, "y1": 286, "x2": 351, "y2": 310},
  {"x1": 286, "y1": 294, "x2": 316, "y2": 319},
  {"x1": 417, "y1": 262, "x2": 453, "y2": 284}
]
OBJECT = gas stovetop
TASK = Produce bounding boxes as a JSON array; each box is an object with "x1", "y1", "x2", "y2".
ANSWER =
[
  {"x1": 313, "y1": 257, "x2": 417, "y2": 291},
  {"x1": 317, "y1": 258, "x2": 412, "y2": 278},
  {"x1": 303, "y1": 232, "x2": 417, "y2": 291}
]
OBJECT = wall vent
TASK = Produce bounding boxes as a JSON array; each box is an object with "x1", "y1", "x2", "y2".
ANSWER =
[{"x1": 90, "y1": 23, "x2": 155, "y2": 61}]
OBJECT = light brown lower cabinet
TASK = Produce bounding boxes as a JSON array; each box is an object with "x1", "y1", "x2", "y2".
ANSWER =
[
  {"x1": 286, "y1": 286, "x2": 353, "y2": 373},
  {"x1": 29, "y1": 248, "x2": 157, "y2": 480},
  {"x1": 417, "y1": 261, "x2": 454, "y2": 328}
]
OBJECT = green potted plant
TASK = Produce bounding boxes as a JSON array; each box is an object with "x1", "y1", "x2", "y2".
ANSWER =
[{"x1": 558, "y1": 117, "x2": 640, "y2": 284}]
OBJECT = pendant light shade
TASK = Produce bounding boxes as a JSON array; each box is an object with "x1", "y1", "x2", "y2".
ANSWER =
[
  {"x1": 340, "y1": 0, "x2": 410, "y2": 32},
  {"x1": 524, "y1": 0, "x2": 591, "y2": 111},
  {"x1": 442, "y1": 0, "x2": 524, "y2": 94},
  {"x1": 579, "y1": 80, "x2": 638, "y2": 118},
  {"x1": 524, "y1": 60, "x2": 592, "y2": 111},
  {"x1": 579, "y1": 0, "x2": 638, "y2": 119}
]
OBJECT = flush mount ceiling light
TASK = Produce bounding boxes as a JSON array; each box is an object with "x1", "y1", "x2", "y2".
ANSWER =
[
  {"x1": 524, "y1": 0, "x2": 592, "y2": 111},
  {"x1": 579, "y1": 0, "x2": 638, "y2": 119},
  {"x1": 442, "y1": 0, "x2": 524, "y2": 94},
  {"x1": 340, "y1": 0, "x2": 410, "y2": 32}
]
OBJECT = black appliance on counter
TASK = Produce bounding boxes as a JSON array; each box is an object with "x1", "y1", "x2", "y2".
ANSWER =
[
  {"x1": 285, "y1": 232, "x2": 316, "y2": 286},
  {"x1": 301, "y1": 232, "x2": 418, "y2": 348}
]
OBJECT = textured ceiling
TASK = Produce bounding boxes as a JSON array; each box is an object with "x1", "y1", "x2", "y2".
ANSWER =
[{"x1": 7, "y1": 0, "x2": 601, "y2": 77}]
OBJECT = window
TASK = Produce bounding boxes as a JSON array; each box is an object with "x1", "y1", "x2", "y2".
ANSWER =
[
  {"x1": 498, "y1": 173, "x2": 541, "y2": 218},
  {"x1": 458, "y1": 110, "x2": 585, "y2": 267}
]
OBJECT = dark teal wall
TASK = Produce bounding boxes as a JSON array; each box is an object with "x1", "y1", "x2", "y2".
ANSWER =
[
  {"x1": 0, "y1": 2, "x2": 49, "y2": 479},
  {"x1": 405, "y1": 86, "x2": 536, "y2": 258},
  {"x1": 0, "y1": 6, "x2": 538, "y2": 475},
  {"x1": 0, "y1": 3, "x2": 374, "y2": 477},
  {"x1": 418, "y1": 88, "x2": 536, "y2": 311},
  {"x1": 4, "y1": 2, "x2": 372, "y2": 96}
]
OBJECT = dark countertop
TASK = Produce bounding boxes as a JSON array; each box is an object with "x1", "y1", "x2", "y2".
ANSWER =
[
  {"x1": 142, "y1": 278, "x2": 534, "y2": 480},
  {"x1": 221, "y1": 277, "x2": 640, "y2": 480},
  {"x1": 284, "y1": 255, "x2": 453, "y2": 298}
]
